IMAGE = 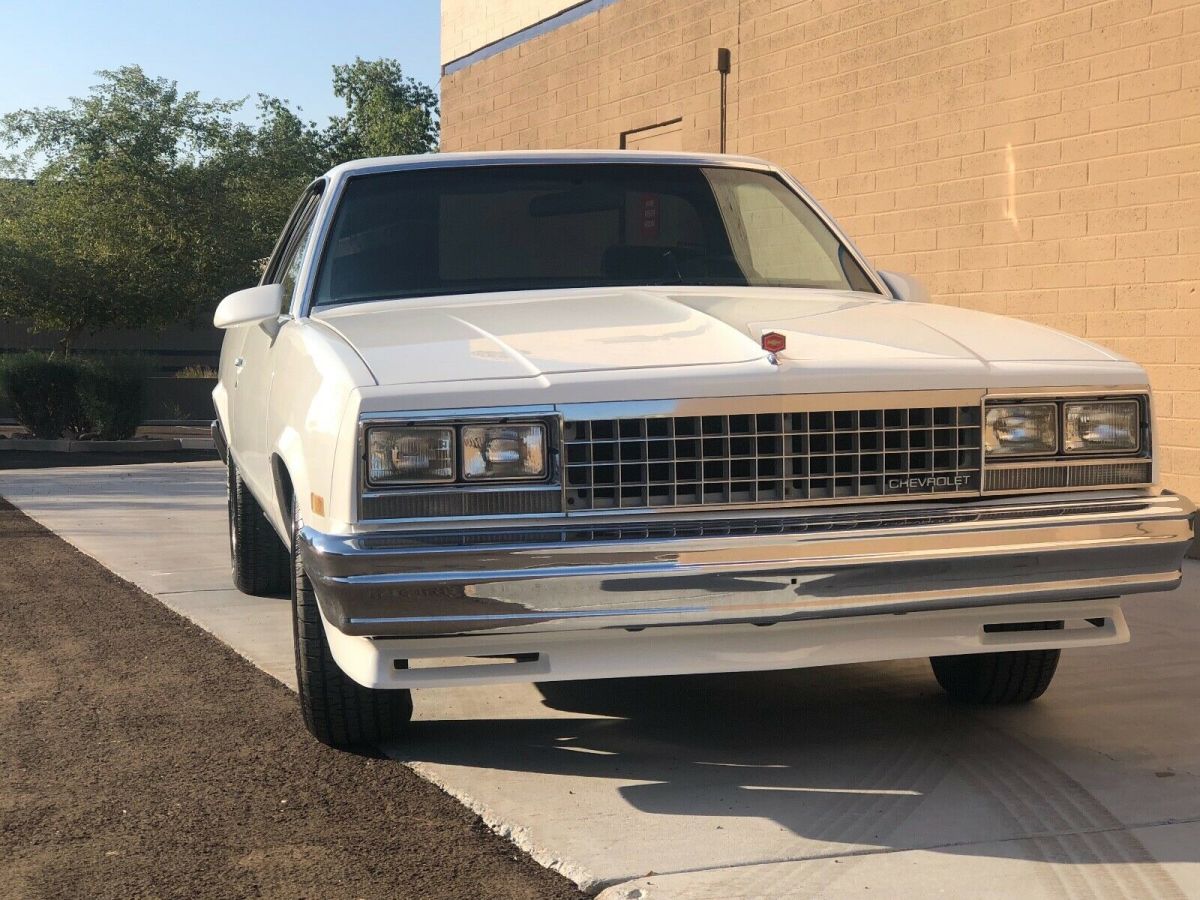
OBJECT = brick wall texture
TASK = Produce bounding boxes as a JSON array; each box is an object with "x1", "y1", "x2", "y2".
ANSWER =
[
  {"x1": 440, "y1": 0, "x2": 1200, "y2": 497},
  {"x1": 442, "y1": 0, "x2": 572, "y2": 65}
]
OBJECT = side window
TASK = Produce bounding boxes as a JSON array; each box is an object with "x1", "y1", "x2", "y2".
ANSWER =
[
  {"x1": 276, "y1": 215, "x2": 317, "y2": 312},
  {"x1": 263, "y1": 185, "x2": 324, "y2": 312}
]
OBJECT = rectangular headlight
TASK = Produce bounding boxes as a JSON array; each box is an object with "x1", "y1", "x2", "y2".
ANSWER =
[
  {"x1": 461, "y1": 423, "x2": 547, "y2": 481},
  {"x1": 984, "y1": 403, "x2": 1057, "y2": 456},
  {"x1": 1064, "y1": 401, "x2": 1140, "y2": 454},
  {"x1": 366, "y1": 426, "x2": 455, "y2": 485}
]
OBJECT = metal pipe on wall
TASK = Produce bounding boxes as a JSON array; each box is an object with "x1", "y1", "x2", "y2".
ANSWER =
[{"x1": 717, "y1": 47, "x2": 731, "y2": 153}]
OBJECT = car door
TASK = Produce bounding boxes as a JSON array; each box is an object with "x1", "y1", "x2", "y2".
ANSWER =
[{"x1": 229, "y1": 185, "x2": 323, "y2": 506}]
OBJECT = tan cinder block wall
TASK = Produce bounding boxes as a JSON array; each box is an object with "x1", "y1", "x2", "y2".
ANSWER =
[
  {"x1": 441, "y1": 0, "x2": 1200, "y2": 498},
  {"x1": 442, "y1": 0, "x2": 577, "y2": 66},
  {"x1": 442, "y1": 0, "x2": 742, "y2": 153}
]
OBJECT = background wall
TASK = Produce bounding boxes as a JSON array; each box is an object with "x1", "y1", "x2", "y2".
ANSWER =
[
  {"x1": 442, "y1": 0, "x2": 582, "y2": 67},
  {"x1": 440, "y1": 0, "x2": 1200, "y2": 498},
  {"x1": 0, "y1": 320, "x2": 219, "y2": 372}
]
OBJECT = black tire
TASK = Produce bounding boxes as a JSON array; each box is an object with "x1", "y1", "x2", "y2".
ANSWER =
[
  {"x1": 227, "y1": 459, "x2": 290, "y2": 597},
  {"x1": 930, "y1": 622, "x2": 1063, "y2": 704},
  {"x1": 290, "y1": 496, "x2": 413, "y2": 749}
]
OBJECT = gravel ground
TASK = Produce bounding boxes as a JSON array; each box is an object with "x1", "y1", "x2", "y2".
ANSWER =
[{"x1": 0, "y1": 499, "x2": 583, "y2": 900}]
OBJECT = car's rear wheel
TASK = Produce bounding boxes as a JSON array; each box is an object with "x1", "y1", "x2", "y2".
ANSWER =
[
  {"x1": 290, "y1": 496, "x2": 413, "y2": 749},
  {"x1": 930, "y1": 622, "x2": 1063, "y2": 704},
  {"x1": 227, "y1": 459, "x2": 289, "y2": 597}
]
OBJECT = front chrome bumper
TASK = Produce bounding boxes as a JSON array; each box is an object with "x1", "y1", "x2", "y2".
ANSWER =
[{"x1": 299, "y1": 492, "x2": 1195, "y2": 638}]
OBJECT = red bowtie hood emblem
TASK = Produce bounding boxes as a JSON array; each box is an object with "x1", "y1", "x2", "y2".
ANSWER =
[{"x1": 761, "y1": 331, "x2": 786, "y2": 353}]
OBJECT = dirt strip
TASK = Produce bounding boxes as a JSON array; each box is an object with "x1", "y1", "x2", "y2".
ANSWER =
[{"x1": 0, "y1": 499, "x2": 583, "y2": 900}]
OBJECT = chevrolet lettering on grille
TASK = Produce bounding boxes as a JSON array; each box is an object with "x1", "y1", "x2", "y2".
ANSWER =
[{"x1": 885, "y1": 473, "x2": 978, "y2": 494}]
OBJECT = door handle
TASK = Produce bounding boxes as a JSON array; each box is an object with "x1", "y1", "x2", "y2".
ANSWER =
[{"x1": 234, "y1": 357, "x2": 245, "y2": 368}]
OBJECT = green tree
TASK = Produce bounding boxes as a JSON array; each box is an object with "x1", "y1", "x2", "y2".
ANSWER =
[
  {"x1": 0, "y1": 66, "x2": 260, "y2": 352},
  {"x1": 228, "y1": 95, "x2": 332, "y2": 257},
  {"x1": 326, "y1": 57, "x2": 439, "y2": 163},
  {"x1": 0, "y1": 59, "x2": 438, "y2": 353}
]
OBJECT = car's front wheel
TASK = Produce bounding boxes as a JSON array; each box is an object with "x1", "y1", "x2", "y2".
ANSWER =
[
  {"x1": 227, "y1": 459, "x2": 290, "y2": 597},
  {"x1": 930, "y1": 622, "x2": 1062, "y2": 704},
  {"x1": 290, "y1": 496, "x2": 413, "y2": 749}
]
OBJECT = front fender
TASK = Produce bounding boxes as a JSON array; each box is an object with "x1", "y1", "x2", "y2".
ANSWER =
[{"x1": 265, "y1": 320, "x2": 373, "y2": 539}]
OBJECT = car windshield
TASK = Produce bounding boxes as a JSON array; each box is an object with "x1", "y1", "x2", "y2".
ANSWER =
[{"x1": 313, "y1": 163, "x2": 878, "y2": 306}]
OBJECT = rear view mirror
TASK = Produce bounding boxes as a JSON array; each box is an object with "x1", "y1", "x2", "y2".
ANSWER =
[
  {"x1": 213, "y1": 284, "x2": 284, "y2": 329},
  {"x1": 528, "y1": 185, "x2": 622, "y2": 217},
  {"x1": 877, "y1": 270, "x2": 931, "y2": 303}
]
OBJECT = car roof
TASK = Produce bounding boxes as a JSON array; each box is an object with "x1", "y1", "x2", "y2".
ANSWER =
[{"x1": 322, "y1": 149, "x2": 777, "y2": 182}]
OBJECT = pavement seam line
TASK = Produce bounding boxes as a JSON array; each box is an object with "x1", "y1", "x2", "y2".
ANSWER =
[{"x1": 156, "y1": 587, "x2": 249, "y2": 596}]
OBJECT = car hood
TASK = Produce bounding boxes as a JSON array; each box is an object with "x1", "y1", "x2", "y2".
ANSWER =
[{"x1": 312, "y1": 286, "x2": 1132, "y2": 393}]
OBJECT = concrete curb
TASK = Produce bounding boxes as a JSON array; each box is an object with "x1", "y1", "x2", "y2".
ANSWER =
[
  {"x1": 402, "y1": 758, "x2": 604, "y2": 894},
  {"x1": 179, "y1": 438, "x2": 217, "y2": 451},
  {"x1": 0, "y1": 438, "x2": 184, "y2": 452}
]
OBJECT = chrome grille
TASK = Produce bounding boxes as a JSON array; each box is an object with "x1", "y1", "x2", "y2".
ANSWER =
[{"x1": 564, "y1": 406, "x2": 982, "y2": 510}]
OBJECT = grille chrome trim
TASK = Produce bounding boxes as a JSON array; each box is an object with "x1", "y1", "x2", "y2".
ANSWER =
[
  {"x1": 361, "y1": 487, "x2": 562, "y2": 520},
  {"x1": 353, "y1": 500, "x2": 1157, "y2": 550},
  {"x1": 985, "y1": 461, "x2": 1153, "y2": 494},
  {"x1": 564, "y1": 405, "x2": 982, "y2": 511},
  {"x1": 556, "y1": 390, "x2": 984, "y2": 421}
]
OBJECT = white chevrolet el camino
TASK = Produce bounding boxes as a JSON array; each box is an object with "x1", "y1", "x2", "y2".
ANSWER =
[{"x1": 212, "y1": 151, "x2": 1194, "y2": 749}]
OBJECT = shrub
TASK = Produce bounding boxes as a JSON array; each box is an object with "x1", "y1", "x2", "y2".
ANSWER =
[
  {"x1": 79, "y1": 355, "x2": 152, "y2": 440},
  {"x1": 0, "y1": 353, "x2": 88, "y2": 439}
]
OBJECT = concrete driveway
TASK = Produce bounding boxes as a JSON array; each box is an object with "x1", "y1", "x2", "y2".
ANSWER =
[{"x1": 3, "y1": 460, "x2": 1198, "y2": 898}]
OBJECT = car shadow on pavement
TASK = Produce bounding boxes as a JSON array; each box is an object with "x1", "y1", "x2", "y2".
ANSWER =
[{"x1": 394, "y1": 657, "x2": 1199, "y2": 881}]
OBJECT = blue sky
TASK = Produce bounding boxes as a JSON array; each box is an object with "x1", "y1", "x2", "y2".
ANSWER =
[{"x1": 0, "y1": 0, "x2": 441, "y2": 126}]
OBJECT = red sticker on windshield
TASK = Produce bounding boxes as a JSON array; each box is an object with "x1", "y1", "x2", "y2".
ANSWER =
[{"x1": 639, "y1": 194, "x2": 660, "y2": 238}]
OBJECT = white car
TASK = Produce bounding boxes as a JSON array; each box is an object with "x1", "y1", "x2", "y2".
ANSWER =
[{"x1": 212, "y1": 151, "x2": 1195, "y2": 749}]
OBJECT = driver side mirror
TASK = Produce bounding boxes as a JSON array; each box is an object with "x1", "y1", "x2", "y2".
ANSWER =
[
  {"x1": 877, "y1": 270, "x2": 931, "y2": 303},
  {"x1": 213, "y1": 284, "x2": 285, "y2": 329}
]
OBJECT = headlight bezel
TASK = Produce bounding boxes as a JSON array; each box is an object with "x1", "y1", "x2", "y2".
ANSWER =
[
  {"x1": 982, "y1": 394, "x2": 1148, "y2": 462},
  {"x1": 361, "y1": 417, "x2": 556, "y2": 490}
]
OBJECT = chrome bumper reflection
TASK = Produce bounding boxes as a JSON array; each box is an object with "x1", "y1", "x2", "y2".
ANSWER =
[{"x1": 299, "y1": 493, "x2": 1195, "y2": 638}]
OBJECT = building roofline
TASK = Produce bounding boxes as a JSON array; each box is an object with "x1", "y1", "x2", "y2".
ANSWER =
[{"x1": 442, "y1": 0, "x2": 619, "y2": 77}]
